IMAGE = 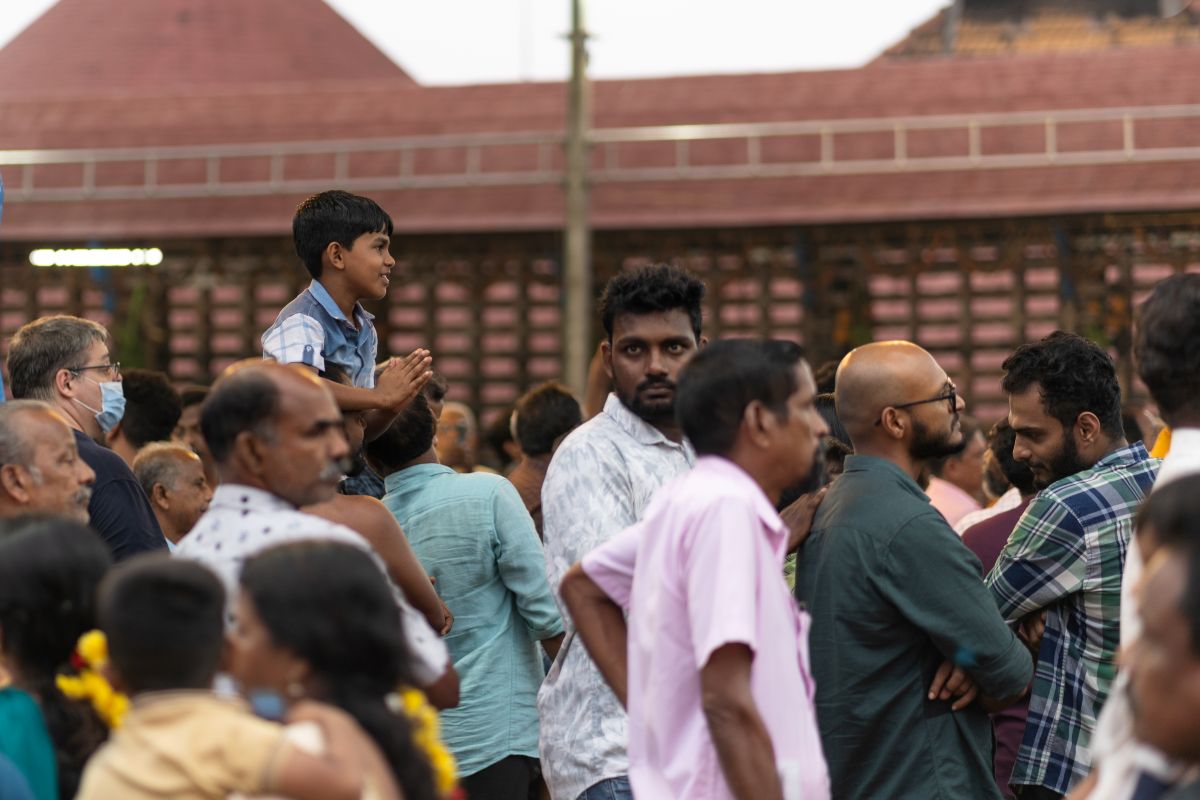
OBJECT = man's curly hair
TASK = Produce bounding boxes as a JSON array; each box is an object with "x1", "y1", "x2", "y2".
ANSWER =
[
  {"x1": 1001, "y1": 330, "x2": 1124, "y2": 439},
  {"x1": 599, "y1": 263, "x2": 705, "y2": 341},
  {"x1": 1134, "y1": 274, "x2": 1200, "y2": 425}
]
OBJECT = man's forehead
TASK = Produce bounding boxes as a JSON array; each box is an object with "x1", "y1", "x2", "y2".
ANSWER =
[{"x1": 612, "y1": 309, "x2": 696, "y2": 341}]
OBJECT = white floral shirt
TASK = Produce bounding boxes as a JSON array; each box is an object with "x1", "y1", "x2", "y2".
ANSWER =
[
  {"x1": 538, "y1": 394, "x2": 695, "y2": 800},
  {"x1": 175, "y1": 484, "x2": 449, "y2": 687}
]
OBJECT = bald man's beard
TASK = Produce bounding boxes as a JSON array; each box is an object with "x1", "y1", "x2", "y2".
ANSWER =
[{"x1": 909, "y1": 416, "x2": 967, "y2": 462}]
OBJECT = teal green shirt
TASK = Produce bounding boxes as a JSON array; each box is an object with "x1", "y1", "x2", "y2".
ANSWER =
[
  {"x1": 795, "y1": 455, "x2": 1033, "y2": 800},
  {"x1": 382, "y1": 464, "x2": 563, "y2": 777},
  {"x1": 0, "y1": 688, "x2": 58, "y2": 800}
]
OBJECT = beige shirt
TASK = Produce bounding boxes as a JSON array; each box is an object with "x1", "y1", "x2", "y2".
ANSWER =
[{"x1": 77, "y1": 691, "x2": 290, "y2": 800}]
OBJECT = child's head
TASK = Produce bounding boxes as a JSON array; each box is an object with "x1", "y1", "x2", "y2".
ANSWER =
[
  {"x1": 1136, "y1": 475, "x2": 1200, "y2": 563},
  {"x1": 293, "y1": 190, "x2": 395, "y2": 292},
  {"x1": 98, "y1": 555, "x2": 226, "y2": 694},
  {"x1": 0, "y1": 515, "x2": 111, "y2": 682}
]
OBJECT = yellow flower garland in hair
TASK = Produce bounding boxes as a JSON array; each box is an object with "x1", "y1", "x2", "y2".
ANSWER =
[
  {"x1": 56, "y1": 630, "x2": 129, "y2": 730},
  {"x1": 390, "y1": 687, "x2": 462, "y2": 800}
]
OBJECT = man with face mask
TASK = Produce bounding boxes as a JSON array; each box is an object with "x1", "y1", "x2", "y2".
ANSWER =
[
  {"x1": 6, "y1": 315, "x2": 166, "y2": 559},
  {"x1": 538, "y1": 263, "x2": 707, "y2": 800},
  {"x1": 985, "y1": 331, "x2": 1160, "y2": 799},
  {"x1": 795, "y1": 340, "x2": 1033, "y2": 800}
]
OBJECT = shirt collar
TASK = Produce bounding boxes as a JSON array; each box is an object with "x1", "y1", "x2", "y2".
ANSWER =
[
  {"x1": 306, "y1": 279, "x2": 375, "y2": 326},
  {"x1": 694, "y1": 455, "x2": 789, "y2": 548},
  {"x1": 1094, "y1": 440, "x2": 1151, "y2": 469},
  {"x1": 602, "y1": 393, "x2": 691, "y2": 451},
  {"x1": 209, "y1": 483, "x2": 295, "y2": 513},
  {"x1": 383, "y1": 463, "x2": 455, "y2": 494},
  {"x1": 841, "y1": 453, "x2": 930, "y2": 502}
]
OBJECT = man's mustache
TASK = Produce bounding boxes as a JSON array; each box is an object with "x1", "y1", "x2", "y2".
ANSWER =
[{"x1": 637, "y1": 376, "x2": 675, "y2": 392}]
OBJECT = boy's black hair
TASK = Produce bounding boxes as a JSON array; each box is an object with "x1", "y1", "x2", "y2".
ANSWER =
[
  {"x1": 98, "y1": 556, "x2": 226, "y2": 693},
  {"x1": 599, "y1": 263, "x2": 705, "y2": 342},
  {"x1": 676, "y1": 338, "x2": 806, "y2": 457},
  {"x1": 1001, "y1": 330, "x2": 1125, "y2": 440},
  {"x1": 293, "y1": 190, "x2": 394, "y2": 280}
]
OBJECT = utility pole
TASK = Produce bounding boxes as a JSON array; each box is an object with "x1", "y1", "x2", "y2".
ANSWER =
[{"x1": 563, "y1": 0, "x2": 591, "y2": 396}]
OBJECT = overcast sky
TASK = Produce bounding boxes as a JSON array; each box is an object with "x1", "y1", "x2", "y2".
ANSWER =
[{"x1": 0, "y1": 0, "x2": 949, "y2": 84}]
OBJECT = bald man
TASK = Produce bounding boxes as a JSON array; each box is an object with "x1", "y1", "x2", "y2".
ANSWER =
[
  {"x1": 794, "y1": 341, "x2": 1032, "y2": 800},
  {"x1": 0, "y1": 399, "x2": 95, "y2": 522},
  {"x1": 174, "y1": 360, "x2": 459, "y2": 708}
]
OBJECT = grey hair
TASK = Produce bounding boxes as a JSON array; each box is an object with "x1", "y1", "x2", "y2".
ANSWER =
[
  {"x1": 132, "y1": 441, "x2": 197, "y2": 498},
  {"x1": 7, "y1": 315, "x2": 110, "y2": 401},
  {"x1": 0, "y1": 400, "x2": 59, "y2": 467}
]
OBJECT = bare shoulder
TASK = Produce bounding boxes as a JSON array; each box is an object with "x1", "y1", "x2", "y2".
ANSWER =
[{"x1": 304, "y1": 495, "x2": 399, "y2": 542}]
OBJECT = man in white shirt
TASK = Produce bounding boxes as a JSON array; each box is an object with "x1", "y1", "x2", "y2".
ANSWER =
[
  {"x1": 539, "y1": 263, "x2": 706, "y2": 800},
  {"x1": 174, "y1": 360, "x2": 457, "y2": 708},
  {"x1": 1086, "y1": 273, "x2": 1200, "y2": 798}
]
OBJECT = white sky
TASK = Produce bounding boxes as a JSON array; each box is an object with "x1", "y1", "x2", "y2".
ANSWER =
[{"x1": 0, "y1": 0, "x2": 950, "y2": 84}]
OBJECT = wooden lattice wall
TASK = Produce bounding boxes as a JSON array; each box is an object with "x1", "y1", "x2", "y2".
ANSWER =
[{"x1": 3, "y1": 213, "x2": 1199, "y2": 426}]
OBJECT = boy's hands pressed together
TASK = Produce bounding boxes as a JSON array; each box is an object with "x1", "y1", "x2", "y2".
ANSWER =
[{"x1": 377, "y1": 348, "x2": 433, "y2": 412}]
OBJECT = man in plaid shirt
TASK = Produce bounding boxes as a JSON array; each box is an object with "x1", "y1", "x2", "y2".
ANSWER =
[{"x1": 987, "y1": 332, "x2": 1160, "y2": 799}]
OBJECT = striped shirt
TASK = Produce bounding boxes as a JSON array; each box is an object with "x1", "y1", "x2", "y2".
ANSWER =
[{"x1": 986, "y1": 442, "x2": 1160, "y2": 795}]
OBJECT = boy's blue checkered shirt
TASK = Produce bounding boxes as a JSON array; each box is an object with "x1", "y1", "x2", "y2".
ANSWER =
[
  {"x1": 261, "y1": 279, "x2": 378, "y2": 388},
  {"x1": 986, "y1": 442, "x2": 1160, "y2": 795}
]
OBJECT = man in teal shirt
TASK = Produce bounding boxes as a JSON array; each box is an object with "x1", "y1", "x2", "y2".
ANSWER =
[
  {"x1": 796, "y1": 341, "x2": 1033, "y2": 799},
  {"x1": 368, "y1": 393, "x2": 564, "y2": 800}
]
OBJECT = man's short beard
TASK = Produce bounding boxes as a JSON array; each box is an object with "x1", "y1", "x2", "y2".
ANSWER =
[
  {"x1": 909, "y1": 416, "x2": 967, "y2": 461},
  {"x1": 1035, "y1": 432, "x2": 1089, "y2": 489},
  {"x1": 618, "y1": 377, "x2": 677, "y2": 427}
]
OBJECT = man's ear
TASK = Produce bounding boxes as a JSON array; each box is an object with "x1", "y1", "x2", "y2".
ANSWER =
[
  {"x1": 742, "y1": 400, "x2": 774, "y2": 449},
  {"x1": 878, "y1": 407, "x2": 908, "y2": 441},
  {"x1": 54, "y1": 367, "x2": 78, "y2": 398},
  {"x1": 0, "y1": 464, "x2": 32, "y2": 503},
  {"x1": 698, "y1": 335, "x2": 709, "y2": 348},
  {"x1": 235, "y1": 431, "x2": 268, "y2": 476},
  {"x1": 151, "y1": 482, "x2": 171, "y2": 512},
  {"x1": 1075, "y1": 411, "x2": 1102, "y2": 447},
  {"x1": 600, "y1": 340, "x2": 614, "y2": 381}
]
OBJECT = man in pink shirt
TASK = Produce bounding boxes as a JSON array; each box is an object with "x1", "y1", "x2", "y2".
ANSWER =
[{"x1": 560, "y1": 339, "x2": 831, "y2": 800}]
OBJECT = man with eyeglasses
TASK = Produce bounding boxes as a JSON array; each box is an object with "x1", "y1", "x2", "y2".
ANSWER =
[
  {"x1": 6, "y1": 315, "x2": 167, "y2": 559},
  {"x1": 795, "y1": 340, "x2": 1033, "y2": 799}
]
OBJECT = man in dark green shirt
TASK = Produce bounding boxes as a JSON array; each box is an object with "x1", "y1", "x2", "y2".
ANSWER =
[{"x1": 796, "y1": 341, "x2": 1033, "y2": 799}]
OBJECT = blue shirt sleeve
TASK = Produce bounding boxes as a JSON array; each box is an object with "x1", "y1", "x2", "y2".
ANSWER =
[{"x1": 491, "y1": 480, "x2": 564, "y2": 641}]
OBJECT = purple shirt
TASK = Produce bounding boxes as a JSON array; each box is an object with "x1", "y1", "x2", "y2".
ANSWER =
[{"x1": 582, "y1": 456, "x2": 829, "y2": 800}]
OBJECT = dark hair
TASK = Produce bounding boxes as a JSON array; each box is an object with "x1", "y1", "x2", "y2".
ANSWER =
[
  {"x1": 1135, "y1": 476, "x2": 1200, "y2": 654},
  {"x1": 178, "y1": 384, "x2": 209, "y2": 410},
  {"x1": 1001, "y1": 331, "x2": 1124, "y2": 440},
  {"x1": 515, "y1": 383, "x2": 583, "y2": 457},
  {"x1": 815, "y1": 392, "x2": 850, "y2": 448},
  {"x1": 319, "y1": 362, "x2": 351, "y2": 386},
  {"x1": 293, "y1": 190, "x2": 394, "y2": 280},
  {"x1": 928, "y1": 416, "x2": 982, "y2": 477},
  {"x1": 99, "y1": 557, "x2": 225, "y2": 693},
  {"x1": 1135, "y1": 274, "x2": 1200, "y2": 425},
  {"x1": 1122, "y1": 404, "x2": 1147, "y2": 445},
  {"x1": 0, "y1": 516, "x2": 112, "y2": 799},
  {"x1": 240, "y1": 542, "x2": 436, "y2": 800},
  {"x1": 423, "y1": 372, "x2": 448, "y2": 404},
  {"x1": 988, "y1": 418, "x2": 1036, "y2": 496},
  {"x1": 119, "y1": 369, "x2": 183, "y2": 449},
  {"x1": 813, "y1": 361, "x2": 839, "y2": 395},
  {"x1": 365, "y1": 392, "x2": 435, "y2": 474},
  {"x1": 676, "y1": 339, "x2": 805, "y2": 457},
  {"x1": 200, "y1": 371, "x2": 280, "y2": 464},
  {"x1": 481, "y1": 405, "x2": 517, "y2": 470},
  {"x1": 599, "y1": 263, "x2": 705, "y2": 342}
]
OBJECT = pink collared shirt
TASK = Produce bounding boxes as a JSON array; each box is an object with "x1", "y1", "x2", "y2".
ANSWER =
[
  {"x1": 582, "y1": 456, "x2": 829, "y2": 800},
  {"x1": 925, "y1": 475, "x2": 982, "y2": 527}
]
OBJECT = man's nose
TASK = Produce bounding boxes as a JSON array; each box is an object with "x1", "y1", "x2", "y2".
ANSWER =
[
  {"x1": 328, "y1": 426, "x2": 350, "y2": 459},
  {"x1": 646, "y1": 348, "x2": 668, "y2": 376},
  {"x1": 79, "y1": 461, "x2": 96, "y2": 485},
  {"x1": 1012, "y1": 442, "x2": 1031, "y2": 462}
]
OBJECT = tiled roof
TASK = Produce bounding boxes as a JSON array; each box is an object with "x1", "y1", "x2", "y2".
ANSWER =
[{"x1": 0, "y1": 0, "x2": 413, "y2": 98}]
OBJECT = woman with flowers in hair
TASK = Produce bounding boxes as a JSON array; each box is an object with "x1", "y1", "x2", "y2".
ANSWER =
[
  {"x1": 0, "y1": 516, "x2": 111, "y2": 800},
  {"x1": 231, "y1": 540, "x2": 457, "y2": 800}
]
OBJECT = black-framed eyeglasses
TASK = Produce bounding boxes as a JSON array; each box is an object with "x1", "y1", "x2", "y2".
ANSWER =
[
  {"x1": 68, "y1": 362, "x2": 121, "y2": 379},
  {"x1": 875, "y1": 385, "x2": 958, "y2": 426}
]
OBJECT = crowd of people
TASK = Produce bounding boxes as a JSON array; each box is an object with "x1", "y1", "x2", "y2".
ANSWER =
[{"x1": 0, "y1": 188, "x2": 1198, "y2": 800}]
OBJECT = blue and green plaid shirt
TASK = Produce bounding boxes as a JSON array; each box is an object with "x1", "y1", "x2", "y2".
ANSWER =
[{"x1": 986, "y1": 442, "x2": 1159, "y2": 795}]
